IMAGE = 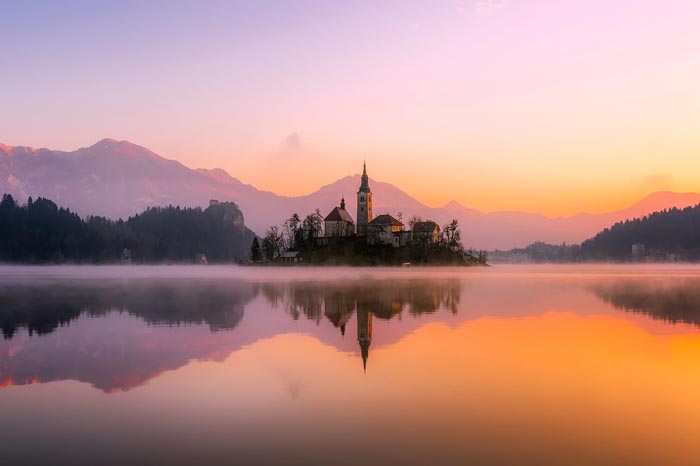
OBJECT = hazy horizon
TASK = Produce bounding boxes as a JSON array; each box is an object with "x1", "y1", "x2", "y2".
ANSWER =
[
  {"x1": 3, "y1": 0, "x2": 699, "y2": 216},
  {"x1": 3, "y1": 137, "x2": 700, "y2": 220}
]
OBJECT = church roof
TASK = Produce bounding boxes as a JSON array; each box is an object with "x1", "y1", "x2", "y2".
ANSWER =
[
  {"x1": 369, "y1": 214, "x2": 403, "y2": 227},
  {"x1": 324, "y1": 207, "x2": 354, "y2": 223}
]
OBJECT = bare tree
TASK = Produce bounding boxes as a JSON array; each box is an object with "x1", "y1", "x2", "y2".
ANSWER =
[
  {"x1": 442, "y1": 219, "x2": 462, "y2": 250},
  {"x1": 262, "y1": 225, "x2": 283, "y2": 261},
  {"x1": 408, "y1": 215, "x2": 423, "y2": 231},
  {"x1": 283, "y1": 213, "x2": 301, "y2": 250}
]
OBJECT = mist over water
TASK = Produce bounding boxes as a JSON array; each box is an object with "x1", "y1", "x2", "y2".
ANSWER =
[{"x1": 2, "y1": 264, "x2": 700, "y2": 466}]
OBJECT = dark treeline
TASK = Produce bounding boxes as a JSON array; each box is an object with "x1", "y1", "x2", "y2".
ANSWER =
[
  {"x1": 494, "y1": 204, "x2": 700, "y2": 262},
  {"x1": 0, "y1": 194, "x2": 255, "y2": 263},
  {"x1": 580, "y1": 205, "x2": 700, "y2": 260}
]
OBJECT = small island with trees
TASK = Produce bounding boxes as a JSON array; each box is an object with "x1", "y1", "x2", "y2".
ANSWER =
[{"x1": 250, "y1": 163, "x2": 487, "y2": 266}]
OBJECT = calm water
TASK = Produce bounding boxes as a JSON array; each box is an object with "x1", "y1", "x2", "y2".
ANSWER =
[{"x1": 2, "y1": 265, "x2": 700, "y2": 465}]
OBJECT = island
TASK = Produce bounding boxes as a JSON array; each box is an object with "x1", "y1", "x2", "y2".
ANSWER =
[{"x1": 251, "y1": 163, "x2": 488, "y2": 266}]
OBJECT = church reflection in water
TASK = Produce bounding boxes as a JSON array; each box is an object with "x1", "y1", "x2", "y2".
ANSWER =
[
  {"x1": 266, "y1": 280, "x2": 463, "y2": 371},
  {"x1": 325, "y1": 294, "x2": 373, "y2": 371},
  {"x1": 0, "y1": 278, "x2": 463, "y2": 391},
  {"x1": 5, "y1": 275, "x2": 700, "y2": 392}
]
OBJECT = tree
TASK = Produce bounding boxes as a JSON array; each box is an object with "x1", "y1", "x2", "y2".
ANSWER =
[
  {"x1": 283, "y1": 213, "x2": 301, "y2": 250},
  {"x1": 262, "y1": 226, "x2": 283, "y2": 261},
  {"x1": 302, "y1": 209, "x2": 324, "y2": 245},
  {"x1": 250, "y1": 237, "x2": 262, "y2": 262},
  {"x1": 442, "y1": 219, "x2": 462, "y2": 250},
  {"x1": 408, "y1": 215, "x2": 423, "y2": 231},
  {"x1": 0, "y1": 195, "x2": 256, "y2": 263}
]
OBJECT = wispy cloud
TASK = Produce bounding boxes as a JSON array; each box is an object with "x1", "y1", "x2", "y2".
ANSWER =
[
  {"x1": 641, "y1": 173, "x2": 674, "y2": 191},
  {"x1": 456, "y1": 0, "x2": 508, "y2": 18},
  {"x1": 280, "y1": 132, "x2": 302, "y2": 156},
  {"x1": 475, "y1": 0, "x2": 507, "y2": 17}
]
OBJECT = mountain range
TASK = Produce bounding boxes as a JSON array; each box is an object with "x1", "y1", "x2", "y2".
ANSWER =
[{"x1": 2, "y1": 138, "x2": 699, "y2": 250}]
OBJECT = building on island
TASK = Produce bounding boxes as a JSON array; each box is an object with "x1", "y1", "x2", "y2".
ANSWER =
[
  {"x1": 412, "y1": 221, "x2": 440, "y2": 245},
  {"x1": 317, "y1": 162, "x2": 448, "y2": 252},
  {"x1": 367, "y1": 214, "x2": 404, "y2": 247},
  {"x1": 356, "y1": 161, "x2": 373, "y2": 236},
  {"x1": 121, "y1": 248, "x2": 133, "y2": 263},
  {"x1": 280, "y1": 251, "x2": 303, "y2": 263},
  {"x1": 324, "y1": 198, "x2": 355, "y2": 237}
]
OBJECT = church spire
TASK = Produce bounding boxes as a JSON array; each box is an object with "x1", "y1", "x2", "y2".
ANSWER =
[
  {"x1": 359, "y1": 161, "x2": 370, "y2": 193},
  {"x1": 360, "y1": 341, "x2": 369, "y2": 373},
  {"x1": 357, "y1": 308, "x2": 372, "y2": 374},
  {"x1": 340, "y1": 197, "x2": 346, "y2": 210}
]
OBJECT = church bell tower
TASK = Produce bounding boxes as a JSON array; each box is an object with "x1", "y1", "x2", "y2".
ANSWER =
[
  {"x1": 357, "y1": 161, "x2": 373, "y2": 235},
  {"x1": 357, "y1": 307, "x2": 372, "y2": 373}
]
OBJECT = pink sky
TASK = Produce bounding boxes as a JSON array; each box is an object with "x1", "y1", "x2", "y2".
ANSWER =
[{"x1": 2, "y1": 0, "x2": 699, "y2": 215}]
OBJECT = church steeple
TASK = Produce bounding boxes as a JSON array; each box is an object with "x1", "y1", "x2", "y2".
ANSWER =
[
  {"x1": 357, "y1": 308, "x2": 372, "y2": 373},
  {"x1": 340, "y1": 197, "x2": 346, "y2": 210},
  {"x1": 357, "y1": 161, "x2": 373, "y2": 235},
  {"x1": 360, "y1": 340, "x2": 369, "y2": 372},
  {"x1": 359, "y1": 161, "x2": 370, "y2": 193}
]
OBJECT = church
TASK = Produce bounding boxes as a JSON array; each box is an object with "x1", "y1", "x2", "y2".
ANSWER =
[{"x1": 323, "y1": 162, "x2": 405, "y2": 246}]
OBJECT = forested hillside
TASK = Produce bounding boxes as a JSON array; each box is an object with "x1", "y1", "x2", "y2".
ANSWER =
[
  {"x1": 579, "y1": 205, "x2": 700, "y2": 260},
  {"x1": 0, "y1": 194, "x2": 255, "y2": 263},
  {"x1": 492, "y1": 204, "x2": 700, "y2": 262}
]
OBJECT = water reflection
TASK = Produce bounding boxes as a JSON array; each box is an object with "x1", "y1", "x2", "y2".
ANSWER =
[
  {"x1": 3, "y1": 268, "x2": 700, "y2": 465},
  {"x1": 593, "y1": 278, "x2": 700, "y2": 326},
  {"x1": 3, "y1": 274, "x2": 700, "y2": 394},
  {"x1": 260, "y1": 279, "x2": 462, "y2": 322},
  {"x1": 0, "y1": 280, "x2": 255, "y2": 338},
  {"x1": 0, "y1": 278, "x2": 463, "y2": 391},
  {"x1": 262, "y1": 280, "x2": 462, "y2": 370}
]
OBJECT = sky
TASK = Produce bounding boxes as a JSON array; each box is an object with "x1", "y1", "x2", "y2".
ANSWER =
[{"x1": 2, "y1": 0, "x2": 699, "y2": 216}]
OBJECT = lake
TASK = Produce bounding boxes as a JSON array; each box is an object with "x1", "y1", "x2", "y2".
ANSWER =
[{"x1": 2, "y1": 264, "x2": 700, "y2": 465}]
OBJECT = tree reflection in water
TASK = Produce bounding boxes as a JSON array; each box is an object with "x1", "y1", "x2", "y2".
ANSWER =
[
  {"x1": 0, "y1": 277, "x2": 463, "y2": 391},
  {"x1": 593, "y1": 278, "x2": 700, "y2": 326},
  {"x1": 0, "y1": 279, "x2": 256, "y2": 339},
  {"x1": 261, "y1": 279, "x2": 462, "y2": 371}
]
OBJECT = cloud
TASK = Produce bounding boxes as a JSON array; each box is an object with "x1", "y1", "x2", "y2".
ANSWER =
[
  {"x1": 476, "y1": 0, "x2": 507, "y2": 16},
  {"x1": 280, "y1": 132, "x2": 302, "y2": 156},
  {"x1": 457, "y1": 0, "x2": 507, "y2": 18},
  {"x1": 641, "y1": 173, "x2": 674, "y2": 191}
]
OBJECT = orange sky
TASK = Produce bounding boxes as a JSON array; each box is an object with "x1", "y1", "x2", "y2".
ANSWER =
[{"x1": 3, "y1": 1, "x2": 700, "y2": 216}]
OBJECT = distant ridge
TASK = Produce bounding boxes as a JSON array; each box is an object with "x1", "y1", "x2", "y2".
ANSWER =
[{"x1": 2, "y1": 139, "x2": 699, "y2": 249}]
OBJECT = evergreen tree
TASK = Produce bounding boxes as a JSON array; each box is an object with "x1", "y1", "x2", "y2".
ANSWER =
[{"x1": 250, "y1": 237, "x2": 262, "y2": 262}]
